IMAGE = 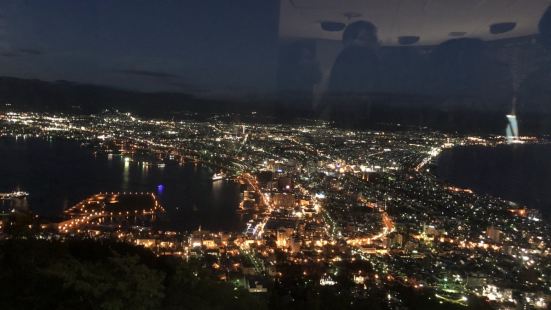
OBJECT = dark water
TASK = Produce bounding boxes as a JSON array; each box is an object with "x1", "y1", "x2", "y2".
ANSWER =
[
  {"x1": 435, "y1": 144, "x2": 551, "y2": 217},
  {"x1": 0, "y1": 137, "x2": 245, "y2": 231}
]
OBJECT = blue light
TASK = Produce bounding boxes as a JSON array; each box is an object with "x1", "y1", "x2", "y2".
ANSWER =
[{"x1": 157, "y1": 184, "x2": 164, "y2": 193}]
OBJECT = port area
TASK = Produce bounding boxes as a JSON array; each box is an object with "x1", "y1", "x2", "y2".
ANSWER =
[
  {"x1": 0, "y1": 191, "x2": 29, "y2": 200},
  {"x1": 58, "y1": 192, "x2": 165, "y2": 233}
]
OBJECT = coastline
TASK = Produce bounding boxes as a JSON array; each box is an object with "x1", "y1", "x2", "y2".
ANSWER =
[{"x1": 431, "y1": 143, "x2": 551, "y2": 217}]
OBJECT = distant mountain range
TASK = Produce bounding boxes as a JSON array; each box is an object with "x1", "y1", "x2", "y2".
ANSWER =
[
  {"x1": 0, "y1": 76, "x2": 221, "y2": 116},
  {"x1": 0, "y1": 76, "x2": 549, "y2": 135}
]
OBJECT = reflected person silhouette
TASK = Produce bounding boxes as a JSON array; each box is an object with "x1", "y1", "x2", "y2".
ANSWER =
[
  {"x1": 518, "y1": 5, "x2": 551, "y2": 133},
  {"x1": 277, "y1": 41, "x2": 322, "y2": 117},
  {"x1": 320, "y1": 21, "x2": 381, "y2": 126},
  {"x1": 327, "y1": 21, "x2": 381, "y2": 95},
  {"x1": 426, "y1": 38, "x2": 512, "y2": 131}
]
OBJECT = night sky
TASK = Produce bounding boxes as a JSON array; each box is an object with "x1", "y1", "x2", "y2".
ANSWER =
[
  {"x1": 0, "y1": 0, "x2": 279, "y2": 95},
  {"x1": 1, "y1": 0, "x2": 549, "y2": 102}
]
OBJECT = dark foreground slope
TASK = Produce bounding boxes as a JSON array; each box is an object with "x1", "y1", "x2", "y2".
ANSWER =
[
  {"x1": 0, "y1": 239, "x2": 265, "y2": 310},
  {"x1": 0, "y1": 237, "x2": 490, "y2": 310}
]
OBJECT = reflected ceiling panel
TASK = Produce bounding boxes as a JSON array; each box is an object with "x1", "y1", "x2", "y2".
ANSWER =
[
  {"x1": 449, "y1": 31, "x2": 468, "y2": 37},
  {"x1": 398, "y1": 35, "x2": 420, "y2": 45},
  {"x1": 490, "y1": 22, "x2": 517, "y2": 34},
  {"x1": 320, "y1": 21, "x2": 346, "y2": 32},
  {"x1": 279, "y1": 0, "x2": 551, "y2": 46}
]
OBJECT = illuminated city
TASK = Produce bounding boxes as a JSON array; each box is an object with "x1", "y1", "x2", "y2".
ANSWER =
[
  {"x1": 1, "y1": 111, "x2": 549, "y2": 309},
  {"x1": 2, "y1": 1, "x2": 551, "y2": 308}
]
